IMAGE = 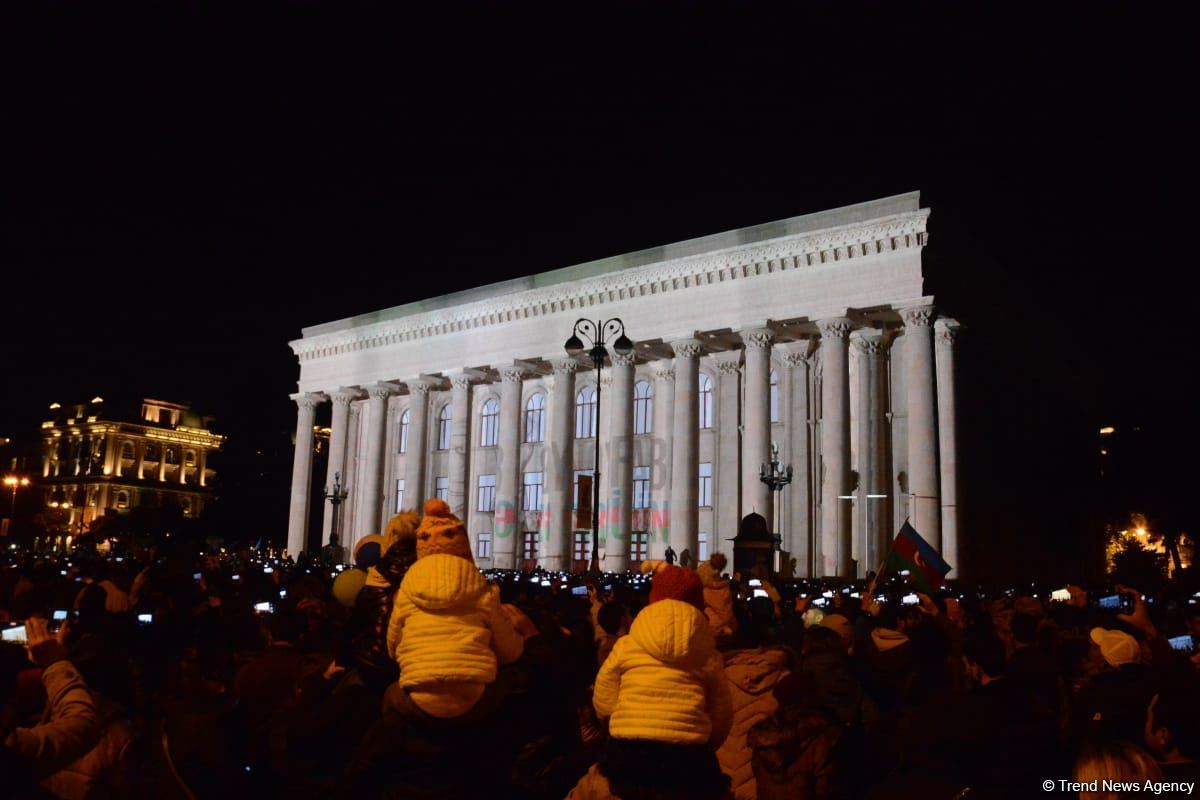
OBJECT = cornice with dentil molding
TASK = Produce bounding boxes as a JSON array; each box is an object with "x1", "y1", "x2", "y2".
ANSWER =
[{"x1": 292, "y1": 210, "x2": 930, "y2": 361}]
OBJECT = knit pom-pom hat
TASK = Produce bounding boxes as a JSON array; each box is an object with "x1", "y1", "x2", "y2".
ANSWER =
[
  {"x1": 416, "y1": 498, "x2": 473, "y2": 560},
  {"x1": 649, "y1": 565, "x2": 704, "y2": 610}
]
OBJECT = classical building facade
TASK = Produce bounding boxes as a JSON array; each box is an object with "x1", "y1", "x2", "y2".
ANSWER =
[
  {"x1": 286, "y1": 192, "x2": 961, "y2": 577},
  {"x1": 41, "y1": 397, "x2": 223, "y2": 532}
]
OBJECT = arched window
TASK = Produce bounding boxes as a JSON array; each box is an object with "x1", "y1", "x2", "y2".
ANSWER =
[
  {"x1": 115, "y1": 491, "x2": 130, "y2": 510},
  {"x1": 698, "y1": 373, "x2": 714, "y2": 429},
  {"x1": 398, "y1": 409, "x2": 410, "y2": 453},
  {"x1": 120, "y1": 442, "x2": 135, "y2": 461},
  {"x1": 164, "y1": 447, "x2": 178, "y2": 464},
  {"x1": 633, "y1": 380, "x2": 652, "y2": 435},
  {"x1": 525, "y1": 394, "x2": 546, "y2": 443},
  {"x1": 770, "y1": 368, "x2": 780, "y2": 423},
  {"x1": 575, "y1": 386, "x2": 598, "y2": 438},
  {"x1": 480, "y1": 399, "x2": 499, "y2": 447},
  {"x1": 436, "y1": 405, "x2": 452, "y2": 450}
]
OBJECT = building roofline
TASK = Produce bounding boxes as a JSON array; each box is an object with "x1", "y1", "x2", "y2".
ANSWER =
[{"x1": 299, "y1": 191, "x2": 920, "y2": 338}]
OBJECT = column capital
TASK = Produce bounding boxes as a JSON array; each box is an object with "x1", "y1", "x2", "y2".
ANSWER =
[
  {"x1": 611, "y1": 351, "x2": 637, "y2": 368},
  {"x1": 669, "y1": 338, "x2": 703, "y2": 359},
  {"x1": 739, "y1": 327, "x2": 775, "y2": 349},
  {"x1": 290, "y1": 392, "x2": 326, "y2": 410},
  {"x1": 935, "y1": 317, "x2": 962, "y2": 346},
  {"x1": 652, "y1": 360, "x2": 675, "y2": 381},
  {"x1": 329, "y1": 387, "x2": 364, "y2": 406},
  {"x1": 778, "y1": 339, "x2": 816, "y2": 368},
  {"x1": 404, "y1": 377, "x2": 441, "y2": 396},
  {"x1": 446, "y1": 369, "x2": 486, "y2": 391},
  {"x1": 547, "y1": 356, "x2": 580, "y2": 375},
  {"x1": 365, "y1": 381, "x2": 402, "y2": 400},
  {"x1": 816, "y1": 317, "x2": 854, "y2": 341},
  {"x1": 850, "y1": 329, "x2": 890, "y2": 356},
  {"x1": 711, "y1": 351, "x2": 742, "y2": 375},
  {"x1": 899, "y1": 304, "x2": 936, "y2": 328},
  {"x1": 499, "y1": 365, "x2": 528, "y2": 384}
]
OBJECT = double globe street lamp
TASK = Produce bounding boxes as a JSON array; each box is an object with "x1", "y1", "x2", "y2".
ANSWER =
[{"x1": 565, "y1": 318, "x2": 634, "y2": 576}]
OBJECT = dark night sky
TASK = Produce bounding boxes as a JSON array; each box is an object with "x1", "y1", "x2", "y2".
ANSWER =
[{"x1": 3, "y1": 5, "x2": 1196, "y2": 578}]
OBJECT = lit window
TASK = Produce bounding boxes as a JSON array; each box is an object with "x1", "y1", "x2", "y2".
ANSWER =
[
  {"x1": 699, "y1": 373, "x2": 714, "y2": 429},
  {"x1": 522, "y1": 531, "x2": 540, "y2": 561},
  {"x1": 770, "y1": 368, "x2": 780, "y2": 423},
  {"x1": 115, "y1": 491, "x2": 130, "y2": 510},
  {"x1": 573, "y1": 531, "x2": 592, "y2": 563},
  {"x1": 630, "y1": 531, "x2": 649, "y2": 562},
  {"x1": 573, "y1": 469, "x2": 594, "y2": 510},
  {"x1": 575, "y1": 386, "x2": 598, "y2": 439},
  {"x1": 480, "y1": 399, "x2": 499, "y2": 447},
  {"x1": 184, "y1": 450, "x2": 196, "y2": 466},
  {"x1": 395, "y1": 478, "x2": 406, "y2": 513},
  {"x1": 633, "y1": 466, "x2": 651, "y2": 510},
  {"x1": 699, "y1": 531, "x2": 710, "y2": 561},
  {"x1": 435, "y1": 476, "x2": 449, "y2": 501},
  {"x1": 181, "y1": 499, "x2": 193, "y2": 517},
  {"x1": 437, "y1": 406, "x2": 452, "y2": 450},
  {"x1": 523, "y1": 471, "x2": 544, "y2": 511},
  {"x1": 477, "y1": 532, "x2": 492, "y2": 559},
  {"x1": 478, "y1": 474, "x2": 497, "y2": 512},
  {"x1": 398, "y1": 409, "x2": 410, "y2": 454},
  {"x1": 120, "y1": 442, "x2": 134, "y2": 461},
  {"x1": 525, "y1": 394, "x2": 546, "y2": 443},
  {"x1": 634, "y1": 380, "x2": 653, "y2": 435}
]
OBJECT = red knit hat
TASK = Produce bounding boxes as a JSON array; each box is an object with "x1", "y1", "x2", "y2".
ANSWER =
[{"x1": 649, "y1": 565, "x2": 704, "y2": 610}]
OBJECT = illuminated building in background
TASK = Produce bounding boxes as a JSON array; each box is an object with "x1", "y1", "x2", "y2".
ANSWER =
[
  {"x1": 40, "y1": 396, "x2": 224, "y2": 533},
  {"x1": 284, "y1": 193, "x2": 963, "y2": 578}
]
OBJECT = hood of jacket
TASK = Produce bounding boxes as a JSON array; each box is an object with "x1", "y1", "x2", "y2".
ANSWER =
[
  {"x1": 398, "y1": 553, "x2": 489, "y2": 612},
  {"x1": 870, "y1": 627, "x2": 910, "y2": 653},
  {"x1": 723, "y1": 647, "x2": 791, "y2": 695},
  {"x1": 629, "y1": 599, "x2": 715, "y2": 667}
]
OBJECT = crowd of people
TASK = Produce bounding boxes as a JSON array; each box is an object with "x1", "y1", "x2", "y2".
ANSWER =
[{"x1": 1, "y1": 497, "x2": 1198, "y2": 799}]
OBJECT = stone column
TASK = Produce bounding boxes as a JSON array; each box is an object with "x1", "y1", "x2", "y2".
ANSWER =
[
  {"x1": 158, "y1": 444, "x2": 167, "y2": 482},
  {"x1": 901, "y1": 305, "x2": 940, "y2": 549},
  {"x1": 135, "y1": 441, "x2": 146, "y2": 481},
  {"x1": 780, "y1": 343, "x2": 814, "y2": 576},
  {"x1": 853, "y1": 331, "x2": 892, "y2": 572},
  {"x1": 322, "y1": 387, "x2": 360, "y2": 543},
  {"x1": 287, "y1": 392, "x2": 325, "y2": 557},
  {"x1": 198, "y1": 448, "x2": 207, "y2": 487},
  {"x1": 712, "y1": 352, "x2": 742, "y2": 553},
  {"x1": 494, "y1": 366, "x2": 526, "y2": 569},
  {"x1": 357, "y1": 382, "x2": 400, "y2": 540},
  {"x1": 741, "y1": 327, "x2": 774, "y2": 523},
  {"x1": 606, "y1": 351, "x2": 636, "y2": 572},
  {"x1": 651, "y1": 361, "x2": 675, "y2": 558},
  {"x1": 669, "y1": 339, "x2": 702, "y2": 562},
  {"x1": 817, "y1": 318, "x2": 853, "y2": 578},
  {"x1": 935, "y1": 318, "x2": 961, "y2": 576},
  {"x1": 544, "y1": 358, "x2": 577, "y2": 571},
  {"x1": 403, "y1": 380, "x2": 435, "y2": 509},
  {"x1": 344, "y1": 402, "x2": 362, "y2": 534},
  {"x1": 447, "y1": 373, "x2": 474, "y2": 519}
]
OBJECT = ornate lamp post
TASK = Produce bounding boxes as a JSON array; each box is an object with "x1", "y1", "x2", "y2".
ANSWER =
[
  {"x1": 759, "y1": 441, "x2": 793, "y2": 573},
  {"x1": 4, "y1": 475, "x2": 30, "y2": 520},
  {"x1": 324, "y1": 471, "x2": 349, "y2": 563},
  {"x1": 565, "y1": 318, "x2": 634, "y2": 576}
]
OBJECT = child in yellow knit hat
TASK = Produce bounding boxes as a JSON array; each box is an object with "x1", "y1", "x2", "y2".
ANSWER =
[{"x1": 386, "y1": 498, "x2": 524, "y2": 719}]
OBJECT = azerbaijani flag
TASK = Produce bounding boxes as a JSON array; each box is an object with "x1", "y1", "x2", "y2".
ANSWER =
[{"x1": 884, "y1": 522, "x2": 952, "y2": 593}]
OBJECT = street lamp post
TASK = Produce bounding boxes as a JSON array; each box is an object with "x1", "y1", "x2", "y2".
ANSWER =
[
  {"x1": 565, "y1": 318, "x2": 634, "y2": 576},
  {"x1": 759, "y1": 442, "x2": 793, "y2": 574},
  {"x1": 324, "y1": 472, "x2": 349, "y2": 564}
]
